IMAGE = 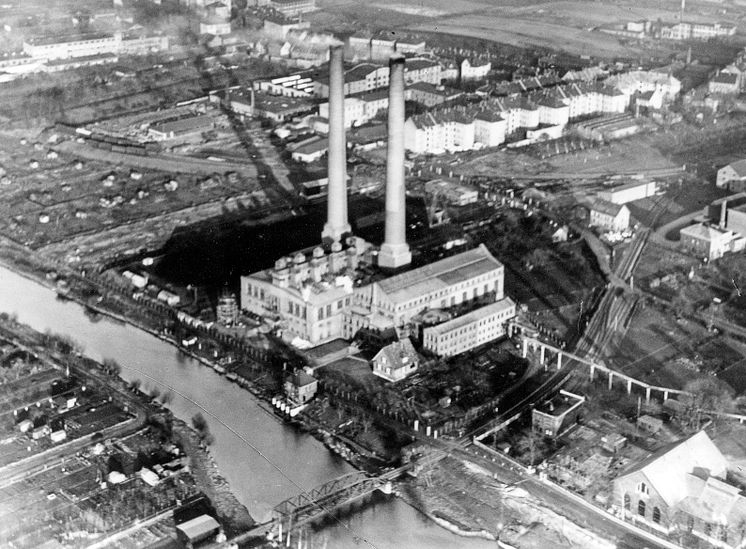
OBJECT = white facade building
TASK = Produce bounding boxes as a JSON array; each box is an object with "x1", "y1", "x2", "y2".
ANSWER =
[{"x1": 423, "y1": 297, "x2": 516, "y2": 357}]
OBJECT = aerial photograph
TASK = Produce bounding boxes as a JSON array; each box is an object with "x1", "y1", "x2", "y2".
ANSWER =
[{"x1": 2, "y1": 0, "x2": 746, "y2": 548}]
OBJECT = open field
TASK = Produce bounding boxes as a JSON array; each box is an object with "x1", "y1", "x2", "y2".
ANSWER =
[{"x1": 409, "y1": 14, "x2": 644, "y2": 58}]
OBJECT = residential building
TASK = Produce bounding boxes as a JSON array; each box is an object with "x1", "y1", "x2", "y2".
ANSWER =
[
  {"x1": 424, "y1": 179, "x2": 479, "y2": 206},
  {"x1": 408, "y1": 82, "x2": 463, "y2": 107},
  {"x1": 371, "y1": 338, "x2": 420, "y2": 381},
  {"x1": 200, "y1": 16, "x2": 232, "y2": 36},
  {"x1": 318, "y1": 96, "x2": 366, "y2": 128},
  {"x1": 284, "y1": 370, "x2": 319, "y2": 404},
  {"x1": 422, "y1": 297, "x2": 516, "y2": 357},
  {"x1": 473, "y1": 110, "x2": 507, "y2": 148},
  {"x1": 660, "y1": 21, "x2": 736, "y2": 40},
  {"x1": 598, "y1": 180, "x2": 657, "y2": 205},
  {"x1": 460, "y1": 58, "x2": 491, "y2": 81},
  {"x1": 269, "y1": 0, "x2": 316, "y2": 16},
  {"x1": 680, "y1": 223, "x2": 745, "y2": 260},
  {"x1": 536, "y1": 96, "x2": 570, "y2": 126},
  {"x1": 263, "y1": 13, "x2": 311, "y2": 37},
  {"x1": 606, "y1": 71, "x2": 681, "y2": 105},
  {"x1": 404, "y1": 108, "x2": 475, "y2": 154},
  {"x1": 717, "y1": 160, "x2": 746, "y2": 191},
  {"x1": 404, "y1": 58, "x2": 441, "y2": 86},
  {"x1": 531, "y1": 390, "x2": 585, "y2": 437},
  {"x1": 613, "y1": 430, "x2": 746, "y2": 548},
  {"x1": 590, "y1": 200, "x2": 630, "y2": 232},
  {"x1": 709, "y1": 72, "x2": 740, "y2": 95}
]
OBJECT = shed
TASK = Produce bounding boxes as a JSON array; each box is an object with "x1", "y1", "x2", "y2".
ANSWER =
[
  {"x1": 637, "y1": 414, "x2": 663, "y2": 434},
  {"x1": 175, "y1": 514, "x2": 221, "y2": 546}
]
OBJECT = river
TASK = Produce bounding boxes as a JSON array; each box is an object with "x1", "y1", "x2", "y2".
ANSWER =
[{"x1": 0, "y1": 265, "x2": 495, "y2": 549}]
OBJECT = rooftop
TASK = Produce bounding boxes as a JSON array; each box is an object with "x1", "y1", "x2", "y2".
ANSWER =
[
  {"x1": 534, "y1": 390, "x2": 584, "y2": 417},
  {"x1": 25, "y1": 32, "x2": 113, "y2": 46},
  {"x1": 373, "y1": 338, "x2": 419, "y2": 370},
  {"x1": 175, "y1": 514, "x2": 220, "y2": 541},
  {"x1": 592, "y1": 199, "x2": 627, "y2": 217},
  {"x1": 618, "y1": 430, "x2": 729, "y2": 507},
  {"x1": 376, "y1": 244, "x2": 503, "y2": 305},
  {"x1": 712, "y1": 72, "x2": 739, "y2": 84},
  {"x1": 680, "y1": 222, "x2": 732, "y2": 241},
  {"x1": 426, "y1": 297, "x2": 515, "y2": 335},
  {"x1": 151, "y1": 115, "x2": 213, "y2": 135}
]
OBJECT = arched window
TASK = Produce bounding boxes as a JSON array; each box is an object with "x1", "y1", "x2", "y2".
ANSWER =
[
  {"x1": 637, "y1": 482, "x2": 649, "y2": 495},
  {"x1": 638, "y1": 500, "x2": 646, "y2": 517},
  {"x1": 624, "y1": 494, "x2": 631, "y2": 511},
  {"x1": 652, "y1": 506, "x2": 661, "y2": 524}
]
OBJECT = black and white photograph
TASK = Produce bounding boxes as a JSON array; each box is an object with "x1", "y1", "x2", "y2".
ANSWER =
[{"x1": 0, "y1": 0, "x2": 745, "y2": 548}]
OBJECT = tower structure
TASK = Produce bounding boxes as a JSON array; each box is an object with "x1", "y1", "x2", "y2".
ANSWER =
[
  {"x1": 321, "y1": 44, "x2": 351, "y2": 244},
  {"x1": 378, "y1": 54, "x2": 412, "y2": 269}
]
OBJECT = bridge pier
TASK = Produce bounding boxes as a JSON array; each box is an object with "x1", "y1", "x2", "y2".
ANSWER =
[
  {"x1": 608, "y1": 371, "x2": 613, "y2": 390},
  {"x1": 522, "y1": 338, "x2": 528, "y2": 358},
  {"x1": 556, "y1": 352, "x2": 563, "y2": 370},
  {"x1": 646, "y1": 387, "x2": 651, "y2": 405},
  {"x1": 626, "y1": 379, "x2": 632, "y2": 395},
  {"x1": 540, "y1": 345, "x2": 546, "y2": 365},
  {"x1": 663, "y1": 390, "x2": 669, "y2": 402},
  {"x1": 413, "y1": 419, "x2": 419, "y2": 432}
]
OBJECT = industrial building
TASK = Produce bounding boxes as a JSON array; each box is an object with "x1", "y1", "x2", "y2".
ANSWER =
[
  {"x1": 598, "y1": 180, "x2": 657, "y2": 205},
  {"x1": 680, "y1": 223, "x2": 746, "y2": 261},
  {"x1": 240, "y1": 47, "x2": 516, "y2": 350},
  {"x1": 532, "y1": 390, "x2": 585, "y2": 438},
  {"x1": 422, "y1": 297, "x2": 516, "y2": 357},
  {"x1": 613, "y1": 431, "x2": 746, "y2": 548}
]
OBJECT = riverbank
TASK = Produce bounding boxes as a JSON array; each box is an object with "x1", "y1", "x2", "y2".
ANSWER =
[
  {"x1": 171, "y1": 418, "x2": 255, "y2": 537},
  {"x1": 0, "y1": 246, "x2": 257, "y2": 533}
]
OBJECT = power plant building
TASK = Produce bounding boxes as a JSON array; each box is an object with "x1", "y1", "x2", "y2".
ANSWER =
[{"x1": 239, "y1": 47, "x2": 516, "y2": 351}]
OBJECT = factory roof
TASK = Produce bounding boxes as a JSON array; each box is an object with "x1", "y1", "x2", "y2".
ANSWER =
[
  {"x1": 175, "y1": 514, "x2": 220, "y2": 541},
  {"x1": 426, "y1": 297, "x2": 515, "y2": 336},
  {"x1": 25, "y1": 32, "x2": 114, "y2": 46},
  {"x1": 150, "y1": 115, "x2": 213, "y2": 135},
  {"x1": 376, "y1": 244, "x2": 503, "y2": 305},
  {"x1": 618, "y1": 430, "x2": 728, "y2": 507}
]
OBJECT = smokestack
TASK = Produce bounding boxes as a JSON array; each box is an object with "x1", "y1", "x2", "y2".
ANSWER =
[
  {"x1": 321, "y1": 44, "x2": 351, "y2": 244},
  {"x1": 378, "y1": 54, "x2": 412, "y2": 269}
]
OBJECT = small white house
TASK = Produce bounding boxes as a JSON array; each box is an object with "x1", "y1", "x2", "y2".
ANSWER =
[{"x1": 371, "y1": 339, "x2": 420, "y2": 382}]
